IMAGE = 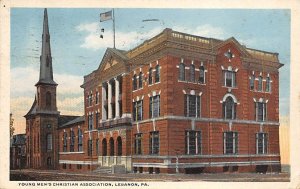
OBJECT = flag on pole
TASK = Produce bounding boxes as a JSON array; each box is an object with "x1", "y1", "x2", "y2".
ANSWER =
[{"x1": 100, "y1": 10, "x2": 112, "y2": 22}]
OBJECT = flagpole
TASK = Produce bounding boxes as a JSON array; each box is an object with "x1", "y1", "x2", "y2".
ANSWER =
[{"x1": 113, "y1": 9, "x2": 115, "y2": 49}]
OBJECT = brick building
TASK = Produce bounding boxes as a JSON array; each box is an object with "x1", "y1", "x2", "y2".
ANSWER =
[
  {"x1": 80, "y1": 27, "x2": 283, "y2": 174},
  {"x1": 24, "y1": 9, "x2": 80, "y2": 170},
  {"x1": 10, "y1": 134, "x2": 26, "y2": 169},
  {"x1": 25, "y1": 9, "x2": 283, "y2": 174}
]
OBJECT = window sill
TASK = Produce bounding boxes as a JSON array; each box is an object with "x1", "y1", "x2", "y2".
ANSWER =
[
  {"x1": 132, "y1": 87, "x2": 143, "y2": 93},
  {"x1": 148, "y1": 81, "x2": 161, "y2": 87},
  {"x1": 178, "y1": 80, "x2": 206, "y2": 85},
  {"x1": 251, "y1": 90, "x2": 272, "y2": 94},
  {"x1": 222, "y1": 86, "x2": 238, "y2": 89},
  {"x1": 59, "y1": 151, "x2": 85, "y2": 155}
]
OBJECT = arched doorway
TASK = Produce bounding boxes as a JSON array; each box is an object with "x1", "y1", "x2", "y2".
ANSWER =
[
  {"x1": 47, "y1": 157, "x2": 52, "y2": 169},
  {"x1": 117, "y1": 136, "x2": 122, "y2": 156},
  {"x1": 102, "y1": 138, "x2": 107, "y2": 156},
  {"x1": 109, "y1": 138, "x2": 114, "y2": 156}
]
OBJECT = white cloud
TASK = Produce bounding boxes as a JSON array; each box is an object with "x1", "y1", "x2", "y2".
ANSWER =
[
  {"x1": 76, "y1": 22, "x2": 164, "y2": 50},
  {"x1": 76, "y1": 22, "x2": 99, "y2": 33},
  {"x1": 76, "y1": 23, "x2": 229, "y2": 51}
]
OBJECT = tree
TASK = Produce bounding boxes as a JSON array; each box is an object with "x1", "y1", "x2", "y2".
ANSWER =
[{"x1": 10, "y1": 113, "x2": 15, "y2": 138}]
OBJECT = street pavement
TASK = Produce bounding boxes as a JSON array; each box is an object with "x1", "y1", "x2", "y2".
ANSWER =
[{"x1": 10, "y1": 169, "x2": 290, "y2": 182}]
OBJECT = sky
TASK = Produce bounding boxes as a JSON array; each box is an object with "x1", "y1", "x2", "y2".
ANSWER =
[{"x1": 10, "y1": 8, "x2": 290, "y2": 134}]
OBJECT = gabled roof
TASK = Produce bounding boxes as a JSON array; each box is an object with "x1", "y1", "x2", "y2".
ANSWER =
[
  {"x1": 59, "y1": 115, "x2": 85, "y2": 128},
  {"x1": 24, "y1": 97, "x2": 37, "y2": 117},
  {"x1": 97, "y1": 48, "x2": 129, "y2": 71},
  {"x1": 213, "y1": 37, "x2": 251, "y2": 57},
  {"x1": 58, "y1": 115, "x2": 81, "y2": 127}
]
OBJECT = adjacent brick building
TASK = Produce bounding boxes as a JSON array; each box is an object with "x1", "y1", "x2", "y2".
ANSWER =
[
  {"x1": 10, "y1": 134, "x2": 26, "y2": 170},
  {"x1": 25, "y1": 9, "x2": 283, "y2": 174}
]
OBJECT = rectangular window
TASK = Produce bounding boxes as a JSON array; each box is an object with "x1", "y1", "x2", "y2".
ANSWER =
[
  {"x1": 266, "y1": 77, "x2": 271, "y2": 92},
  {"x1": 47, "y1": 134, "x2": 52, "y2": 151},
  {"x1": 149, "y1": 131, "x2": 159, "y2": 155},
  {"x1": 88, "y1": 140, "x2": 93, "y2": 156},
  {"x1": 96, "y1": 112, "x2": 99, "y2": 128},
  {"x1": 185, "y1": 131, "x2": 201, "y2": 155},
  {"x1": 223, "y1": 132, "x2": 238, "y2": 154},
  {"x1": 88, "y1": 114, "x2": 93, "y2": 130},
  {"x1": 70, "y1": 131, "x2": 75, "y2": 152},
  {"x1": 149, "y1": 95, "x2": 160, "y2": 118},
  {"x1": 256, "y1": 102, "x2": 267, "y2": 121},
  {"x1": 256, "y1": 133, "x2": 268, "y2": 154},
  {"x1": 134, "y1": 133, "x2": 142, "y2": 155},
  {"x1": 133, "y1": 100, "x2": 143, "y2": 121},
  {"x1": 96, "y1": 92, "x2": 99, "y2": 104},
  {"x1": 184, "y1": 95, "x2": 201, "y2": 117},
  {"x1": 258, "y1": 76, "x2": 263, "y2": 91},
  {"x1": 250, "y1": 75, "x2": 255, "y2": 90},
  {"x1": 89, "y1": 94, "x2": 93, "y2": 106},
  {"x1": 63, "y1": 133, "x2": 67, "y2": 152},
  {"x1": 224, "y1": 70, "x2": 236, "y2": 87},
  {"x1": 78, "y1": 132, "x2": 83, "y2": 152}
]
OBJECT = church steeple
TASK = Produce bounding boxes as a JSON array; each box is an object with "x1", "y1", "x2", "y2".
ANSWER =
[{"x1": 36, "y1": 8, "x2": 57, "y2": 86}]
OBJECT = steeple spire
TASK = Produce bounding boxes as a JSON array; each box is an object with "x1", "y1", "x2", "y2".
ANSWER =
[{"x1": 36, "y1": 8, "x2": 57, "y2": 86}]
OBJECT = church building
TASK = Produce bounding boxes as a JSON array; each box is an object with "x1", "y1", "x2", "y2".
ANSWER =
[{"x1": 25, "y1": 9, "x2": 283, "y2": 174}]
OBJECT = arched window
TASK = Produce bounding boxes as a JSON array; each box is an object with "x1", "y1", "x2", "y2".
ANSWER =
[
  {"x1": 138, "y1": 72, "x2": 143, "y2": 89},
  {"x1": 102, "y1": 138, "x2": 107, "y2": 156},
  {"x1": 155, "y1": 65, "x2": 160, "y2": 83},
  {"x1": 46, "y1": 134, "x2": 52, "y2": 151},
  {"x1": 223, "y1": 96, "x2": 236, "y2": 119},
  {"x1": 199, "y1": 66, "x2": 205, "y2": 84},
  {"x1": 250, "y1": 74, "x2": 255, "y2": 90},
  {"x1": 46, "y1": 91, "x2": 51, "y2": 107},
  {"x1": 179, "y1": 63, "x2": 185, "y2": 81},
  {"x1": 78, "y1": 129, "x2": 83, "y2": 151},
  {"x1": 70, "y1": 130, "x2": 75, "y2": 152},
  {"x1": 266, "y1": 76, "x2": 271, "y2": 92},
  {"x1": 190, "y1": 64, "x2": 195, "y2": 82},
  {"x1": 148, "y1": 68, "x2": 153, "y2": 85},
  {"x1": 133, "y1": 74, "x2": 137, "y2": 90},
  {"x1": 258, "y1": 76, "x2": 263, "y2": 91},
  {"x1": 109, "y1": 138, "x2": 114, "y2": 156},
  {"x1": 63, "y1": 132, "x2": 67, "y2": 152}
]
